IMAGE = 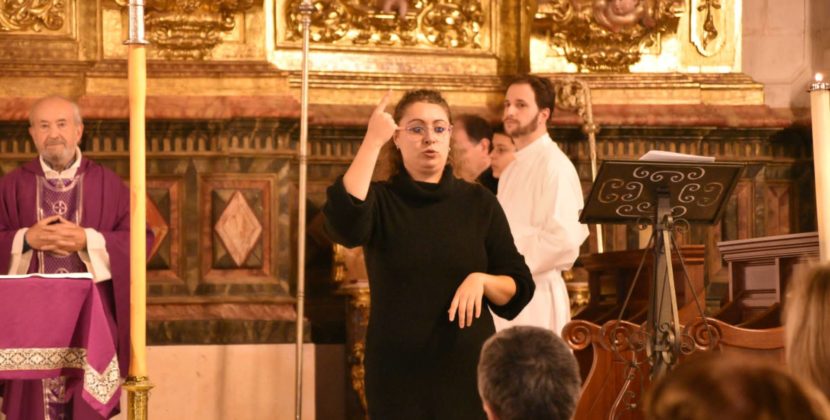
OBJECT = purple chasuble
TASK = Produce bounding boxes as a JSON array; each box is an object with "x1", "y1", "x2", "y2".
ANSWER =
[
  {"x1": 0, "y1": 157, "x2": 154, "y2": 419},
  {"x1": 37, "y1": 174, "x2": 87, "y2": 274}
]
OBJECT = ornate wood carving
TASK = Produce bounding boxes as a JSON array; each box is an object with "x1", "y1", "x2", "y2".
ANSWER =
[
  {"x1": 114, "y1": 0, "x2": 256, "y2": 59},
  {"x1": 690, "y1": 0, "x2": 723, "y2": 56},
  {"x1": 0, "y1": 0, "x2": 65, "y2": 32},
  {"x1": 563, "y1": 320, "x2": 650, "y2": 420},
  {"x1": 332, "y1": 244, "x2": 370, "y2": 418},
  {"x1": 533, "y1": 0, "x2": 684, "y2": 72},
  {"x1": 346, "y1": 291, "x2": 370, "y2": 417},
  {"x1": 284, "y1": 0, "x2": 484, "y2": 49},
  {"x1": 685, "y1": 318, "x2": 784, "y2": 359},
  {"x1": 565, "y1": 316, "x2": 784, "y2": 419}
]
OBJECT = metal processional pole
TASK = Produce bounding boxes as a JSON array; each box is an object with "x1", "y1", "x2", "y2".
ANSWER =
[
  {"x1": 556, "y1": 78, "x2": 603, "y2": 253},
  {"x1": 579, "y1": 80, "x2": 603, "y2": 254},
  {"x1": 295, "y1": 0, "x2": 314, "y2": 419}
]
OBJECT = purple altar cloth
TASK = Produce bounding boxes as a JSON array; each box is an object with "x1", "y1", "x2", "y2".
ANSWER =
[{"x1": 0, "y1": 276, "x2": 121, "y2": 417}]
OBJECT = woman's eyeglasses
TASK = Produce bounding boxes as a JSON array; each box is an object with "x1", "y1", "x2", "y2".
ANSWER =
[{"x1": 398, "y1": 123, "x2": 453, "y2": 139}]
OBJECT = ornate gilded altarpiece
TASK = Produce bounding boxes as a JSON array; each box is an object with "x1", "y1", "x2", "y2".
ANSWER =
[
  {"x1": 0, "y1": 1, "x2": 817, "y2": 418},
  {"x1": 532, "y1": 0, "x2": 741, "y2": 74}
]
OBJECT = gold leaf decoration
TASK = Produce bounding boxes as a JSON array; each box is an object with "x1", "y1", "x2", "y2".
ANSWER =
[
  {"x1": 116, "y1": 0, "x2": 256, "y2": 60},
  {"x1": 0, "y1": 0, "x2": 65, "y2": 32},
  {"x1": 285, "y1": 0, "x2": 483, "y2": 49},
  {"x1": 690, "y1": 0, "x2": 724, "y2": 57},
  {"x1": 533, "y1": 0, "x2": 684, "y2": 72}
]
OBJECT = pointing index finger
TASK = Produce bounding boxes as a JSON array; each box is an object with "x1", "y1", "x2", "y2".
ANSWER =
[{"x1": 374, "y1": 90, "x2": 392, "y2": 114}]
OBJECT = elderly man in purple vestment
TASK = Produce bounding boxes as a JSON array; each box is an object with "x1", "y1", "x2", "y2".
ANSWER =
[{"x1": 0, "y1": 95, "x2": 151, "y2": 419}]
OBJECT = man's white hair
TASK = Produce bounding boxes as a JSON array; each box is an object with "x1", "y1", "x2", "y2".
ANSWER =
[{"x1": 28, "y1": 95, "x2": 83, "y2": 126}]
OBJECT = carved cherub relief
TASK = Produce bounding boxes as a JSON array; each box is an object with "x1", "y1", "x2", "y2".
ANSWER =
[{"x1": 593, "y1": 0, "x2": 657, "y2": 31}]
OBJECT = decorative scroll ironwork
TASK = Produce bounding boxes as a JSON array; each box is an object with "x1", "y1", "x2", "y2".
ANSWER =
[
  {"x1": 533, "y1": 0, "x2": 684, "y2": 72},
  {"x1": 581, "y1": 161, "x2": 742, "y2": 225},
  {"x1": 598, "y1": 179, "x2": 644, "y2": 203},
  {"x1": 285, "y1": 0, "x2": 484, "y2": 49},
  {"x1": 599, "y1": 321, "x2": 649, "y2": 417},
  {"x1": 632, "y1": 165, "x2": 705, "y2": 182},
  {"x1": 0, "y1": 0, "x2": 65, "y2": 32},
  {"x1": 114, "y1": 0, "x2": 256, "y2": 60},
  {"x1": 598, "y1": 319, "x2": 701, "y2": 416}
]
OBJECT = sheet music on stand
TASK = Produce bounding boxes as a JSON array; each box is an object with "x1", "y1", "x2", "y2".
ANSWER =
[
  {"x1": 638, "y1": 150, "x2": 715, "y2": 163},
  {"x1": 580, "y1": 156, "x2": 743, "y2": 383}
]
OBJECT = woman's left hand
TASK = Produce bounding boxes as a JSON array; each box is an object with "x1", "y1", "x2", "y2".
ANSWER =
[{"x1": 449, "y1": 273, "x2": 486, "y2": 328}]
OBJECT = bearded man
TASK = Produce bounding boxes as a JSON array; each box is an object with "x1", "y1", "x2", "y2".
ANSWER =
[{"x1": 493, "y1": 76, "x2": 589, "y2": 335}]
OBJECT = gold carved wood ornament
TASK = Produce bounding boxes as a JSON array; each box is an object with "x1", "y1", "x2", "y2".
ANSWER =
[
  {"x1": 690, "y1": 0, "x2": 723, "y2": 56},
  {"x1": 534, "y1": 0, "x2": 684, "y2": 72},
  {"x1": 115, "y1": 0, "x2": 255, "y2": 59},
  {"x1": 285, "y1": 0, "x2": 484, "y2": 49},
  {"x1": 0, "y1": 0, "x2": 65, "y2": 32}
]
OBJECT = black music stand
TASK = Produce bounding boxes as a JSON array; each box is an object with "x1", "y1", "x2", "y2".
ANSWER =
[{"x1": 580, "y1": 159, "x2": 743, "y2": 379}]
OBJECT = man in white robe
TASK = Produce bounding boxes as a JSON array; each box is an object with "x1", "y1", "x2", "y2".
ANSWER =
[{"x1": 493, "y1": 75, "x2": 589, "y2": 335}]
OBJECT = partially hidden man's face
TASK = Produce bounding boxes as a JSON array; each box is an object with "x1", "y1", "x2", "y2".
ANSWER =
[
  {"x1": 29, "y1": 98, "x2": 83, "y2": 170},
  {"x1": 452, "y1": 123, "x2": 490, "y2": 181},
  {"x1": 503, "y1": 83, "x2": 548, "y2": 140},
  {"x1": 489, "y1": 133, "x2": 516, "y2": 178}
]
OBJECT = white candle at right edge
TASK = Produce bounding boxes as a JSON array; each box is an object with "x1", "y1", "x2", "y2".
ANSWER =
[{"x1": 810, "y1": 73, "x2": 830, "y2": 261}]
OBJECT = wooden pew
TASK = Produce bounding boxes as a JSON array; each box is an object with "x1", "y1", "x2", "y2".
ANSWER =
[
  {"x1": 714, "y1": 232, "x2": 818, "y2": 323},
  {"x1": 577, "y1": 246, "x2": 706, "y2": 325},
  {"x1": 564, "y1": 317, "x2": 784, "y2": 420}
]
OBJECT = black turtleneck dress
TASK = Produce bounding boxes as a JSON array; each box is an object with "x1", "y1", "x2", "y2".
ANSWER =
[{"x1": 324, "y1": 166, "x2": 535, "y2": 420}]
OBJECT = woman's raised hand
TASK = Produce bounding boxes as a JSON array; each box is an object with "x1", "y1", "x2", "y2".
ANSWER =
[{"x1": 364, "y1": 91, "x2": 398, "y2": 148}]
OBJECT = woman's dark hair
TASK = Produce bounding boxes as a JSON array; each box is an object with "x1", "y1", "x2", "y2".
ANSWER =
[{"x1": 392, "y1": 89, "x2": 452, "y2": 124}]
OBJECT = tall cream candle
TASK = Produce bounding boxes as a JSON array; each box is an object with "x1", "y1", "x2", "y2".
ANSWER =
[
  {"x1": 810, "y1": 73, "x2": 830, "y2": 261},
  {"x1": 122, "y1": 3, "x2": 152, "y2": 419},
  {"x1": 128, "y1": 44, "x2": 148, "y2": 377}
]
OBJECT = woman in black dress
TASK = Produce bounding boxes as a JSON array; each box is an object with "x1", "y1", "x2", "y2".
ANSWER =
[{"x1": 324, "y1": 90, "x2": 534, "y2": 420}]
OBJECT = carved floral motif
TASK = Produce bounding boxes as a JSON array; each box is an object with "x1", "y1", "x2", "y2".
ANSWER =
[
  {"x1": 690, "y1": 0, "x2": 723, "y2": 56},
  {"x1": 697, "y1": 0, "x2": 720, "y2": 48},
  {"x1": 0, "y1": 0, "x2": 65, "y2": 32},
  {"x1": 285, "y1": 0, "x2": 483, "y2": 49},
  {"x1": 114, "y1": 0, "x2": 255, "y2": 59},
  {"x1": 534, "y1": 0, "x2": 684, "y2": 72}
]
